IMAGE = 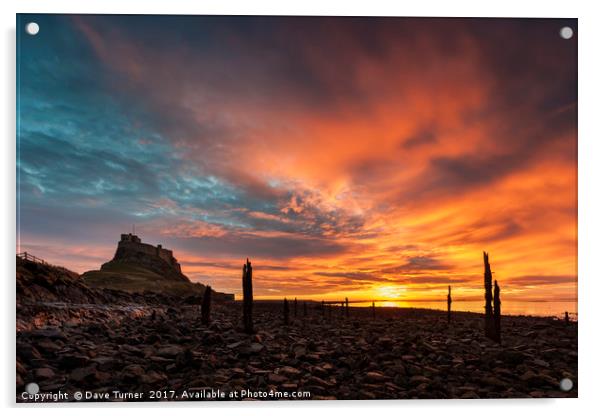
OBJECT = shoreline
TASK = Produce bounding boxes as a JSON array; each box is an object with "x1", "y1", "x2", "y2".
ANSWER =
[{"x1": 232, "y1": 299, "x2": 578, "y2": 321}]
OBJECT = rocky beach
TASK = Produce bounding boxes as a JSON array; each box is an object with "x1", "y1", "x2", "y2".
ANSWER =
[{"x1": 16, "y1": 257, "x2": 578, "y2": 402}]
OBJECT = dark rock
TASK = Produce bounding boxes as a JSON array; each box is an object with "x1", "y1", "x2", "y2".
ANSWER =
[
  {"x1": 365, "y1": 371, "x2": 388, "y2": 383},
  {"x1": 30, "y1": 328, "x2": 66, "y2": 340},
  {"x1": 70, "y1": 365, "x2": 97, "y2": 383},
  {"x1": 409, "y1": 375, "x2": 431, "y2": 386},
  {"x1": 156, "y1": 345, "x2": 183, "y2": 358},
  {"x1": 35, "y1": 367, "x2": 55, "y2": 379},
  {"x1": 520, "y1": 370, "x2": 556, "y2": 387},
  {"x1": 461, "y1": 391, "x2": 480, "y2": 399},
  {"x1": 120, "y1": 364, "x2": 146, "y2": 382},
  {"x1": 497, "y1": 350, "x2": 527, "y2": 366},
  {"x1": 267, "y1": 373, "x2": 287, "y2": 383},
  {"x1": 59, "y1": 354, "x2": 90, "y2": 369}
]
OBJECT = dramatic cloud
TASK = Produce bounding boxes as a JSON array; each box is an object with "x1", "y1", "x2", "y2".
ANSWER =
[{"x1": 17, "y1": 15, "x2": 577, "y2": 310}]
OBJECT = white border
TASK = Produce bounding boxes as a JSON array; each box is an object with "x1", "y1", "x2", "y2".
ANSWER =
[{"x1": 3, "y1": 0, "x2": 602, "y2": 415}]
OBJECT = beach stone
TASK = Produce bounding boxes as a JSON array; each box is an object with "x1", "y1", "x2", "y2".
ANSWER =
[
  {"x1": 267, "y1": 373, "x2": 287, "y2": 383},
  {"x1": 35, "y1": 367, "x2": 55, "y2": 379},
  {"x1": 498, "y1": 350, "x2": 527, "y2": 365},
  {"x1": 365, "y1": 371, "x2": 388, "y2": 383},
  {"x1": 307, "y1": 375, "x2": 333, "y2": 388},
  {"x1": 120, "y1": 364, "x2": 145, "y2": 381},
  {"x1": 249, "y1": 343, "x2": 265, "y2": 353},
  {"x1": 461, "y1": 391, "x2": 480, "y2": 399},
  {"x1": 59, "y1": 354, "x2": 89, "y2": 369},
  {"x1": 278, "y1": 366, "x2": 301, "y2": 377},
  {"x1": 156, "y1": 345, "x2": 183, "y2": 357},
  {"x1": 70, "y1": 365, "x2": 97, "y2": 382},
  {"x1": 520, "y1": 370, "x2": 556, "y2": 387},
  {"x1": 140, "y1": 370, "x2": 167, "y2": 385},
  {"x1": 409, "y1": 375, "x2": 431, "y2": 386}
]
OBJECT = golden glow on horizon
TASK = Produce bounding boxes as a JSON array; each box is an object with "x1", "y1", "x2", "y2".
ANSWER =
[{"x1": 375, "y1": 285, "x2": 407, "y2": 300}]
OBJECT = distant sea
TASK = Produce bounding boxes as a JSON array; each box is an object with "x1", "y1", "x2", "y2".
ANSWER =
[{"x1": 354, "y1": 300, "x2": 577, "y2": 319}]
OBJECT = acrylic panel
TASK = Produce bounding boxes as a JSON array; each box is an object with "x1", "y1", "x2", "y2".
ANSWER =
[{"x1": 16, "y1": 14, "x2": 577, "y2": 402}]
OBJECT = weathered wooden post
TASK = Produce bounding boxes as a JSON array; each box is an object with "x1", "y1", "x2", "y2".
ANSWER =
[
  {"x1": 493, "y1": 280, "x2": 501, "y2": 343},
  {"x1": 284, "y1": 298, "x2": 290, "y2": 326},
  {"x1": 294, "y1": 297, "x2": 298, "y2": 318},
  {"x1": 242, "y1": 258, "x2": 254, "y2": 334},
  {"x1": 483, "y1": 252, "x2": 495, "y2": 340},
  {"x1": 447, "y1": 285, "x2": 452, "y2": 324},
  {"x1": 565, "y1": 311, "x2": 570, "y2": 325},
  {"x1": 201, "y1": 285, "x2": 212, "y2": 325}
]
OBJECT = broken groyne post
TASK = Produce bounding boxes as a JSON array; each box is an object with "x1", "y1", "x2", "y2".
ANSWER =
[
  {"x1": 447, "y1": 285, "x2": 452, "y2": 324},
  {"x1": 565, "y1": 311, "x2": 570, "y2": 325},
  {"x1": 284, "y1": 298, "x2": 290, "y2": 326},
  {"x1": 493, "y1": 280, "x2": 501, "y2": 343},
  {"x1": 201, "y1": 285, "x2": 212, "y2": 325},
  {"x1": 242, "y1": 258, "x2": 254, "y2": 334},
  {"x1": 483, "y1": 252, "x2": 495, "y2": 340}
]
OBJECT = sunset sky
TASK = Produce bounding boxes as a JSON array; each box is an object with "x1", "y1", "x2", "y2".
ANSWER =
[{"x1": 17, "y1": 15, "x2": 577, "y2": 306}]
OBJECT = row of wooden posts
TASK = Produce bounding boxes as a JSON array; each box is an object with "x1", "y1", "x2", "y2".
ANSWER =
[
  {"x1": 283, "y1": 296, "x2": 372, "y2": 325},
  {"x1": 197, "y1": 253, "x2": 572, "y2": 344},
  {"x1": 199, "y1": 256, "x2": 502, "y2": 341},
  {"x1": 248, "y1": 254, "x2": 502, "y2": 342}
]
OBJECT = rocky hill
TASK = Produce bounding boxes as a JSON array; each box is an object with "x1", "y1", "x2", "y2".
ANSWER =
[
  {"x1": 17, "y1": 256, "x2": 101, "y2": 304},
  {"x1": 81, "y1": 234, "x2": 233, "y2": 299},
  {"x1": 17, "y1": 252, "x2": 232, "y2": 332},
  {"x1": 81, "y1": 262, "x2": 208, "y2": 297}
]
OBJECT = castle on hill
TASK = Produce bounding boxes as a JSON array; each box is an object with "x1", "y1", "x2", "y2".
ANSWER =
[
  {"x1": 101, "y1": 233, "x2": 189, "y2": 282},
  {"x1": 118, "y1": 233, "x2": 183, "y2": 273}
]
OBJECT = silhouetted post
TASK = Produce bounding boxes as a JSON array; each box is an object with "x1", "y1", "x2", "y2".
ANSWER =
[
  {"x1": 447, "y1": 285, "x2": 452, "y2": 324},
  {"x1": 242, "y1": 258, "x2": 254, "y2": 334},
  {"x1": 483, "y1": 252, "x2": 495, "y2": 340},
  {"x1": 345, "y1": 297, "x2": 349, "y2": 318},
  {"x1": 283, "y1": 298, "x2": 290, "y2": 325},
  {"x1": 372, "y1": 301, "x2": 376, "y2": 320},
  {"x1": 201, "y1": 285, "x2": 212, "y2": 325},
  {"x1": 565, "y1": 311, "x2": 570, "y2": 325},
  {"x1": 303, "y1": 301, "x2": 308, "y2": 317},
  {"x1": 294, "y1": 297, "x2": 298, "y2": 318},
  {"x1": 493, "y1": 280, "x2": 501, "y2": 343}
]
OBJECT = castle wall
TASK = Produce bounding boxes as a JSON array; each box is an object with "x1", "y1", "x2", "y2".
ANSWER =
[
  {"x1": 117, "y1": 234, "x2": 182, "y2": 274},
  {"x1": 156, "y1": 247, "x2": 174, "y2": 264}
]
